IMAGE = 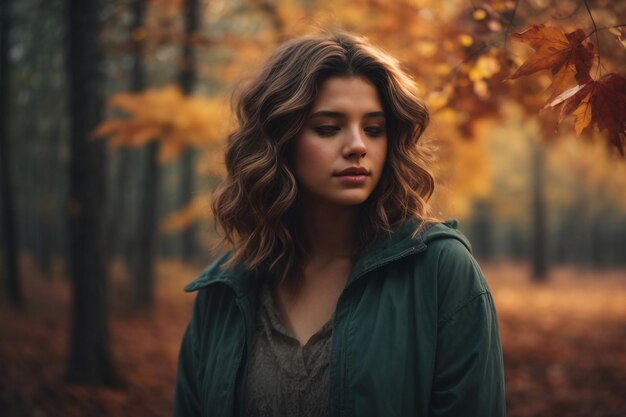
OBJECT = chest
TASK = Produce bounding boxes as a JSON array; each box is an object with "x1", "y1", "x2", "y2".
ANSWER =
[
  {"x1": 273, "y1": 263, "x2": 350, "y2": 346},
  {"x1": 197, "y1": 260, "x2": 439, "y2": 417},
  {"x1": 244, "y1": 280, "x2": 334, "y2": 416}
]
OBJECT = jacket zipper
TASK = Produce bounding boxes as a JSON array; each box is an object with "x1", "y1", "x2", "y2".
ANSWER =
[
  {"x1": 235, "y1": 296, "x2": 250, "y2": 417},
  {"x1": 334, "y1": 246, "x2": 422, "y2": 417}
]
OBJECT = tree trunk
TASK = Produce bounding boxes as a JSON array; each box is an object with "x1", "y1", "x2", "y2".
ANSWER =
[
  {"x1": 131, "y1": 142, "x2": 159, "y2": 308},
  {"x1": 106, "y1": 0, "x2": 149, "y2": 262},
  {"x1": 0, "y1": 0, "x2": 22, "y2": 308},
  {"x1": 470, "y1": 198, "x2": 493, "y2": 261},
  {"x1": 177, "y1": 0, "x2": 199, "y2": 263},
  {"x1": 65, "y1": 0, "x2": 119, "y2": 386},
  {"x1": 531, "y1": 140, "x2": 548, "y2": 281},
  {"x1": 179, "y1": 0, "x2": 198, "y2": 96},
  {"x1": 123, "y1": 0, "x2": 160, "y2": 309}
]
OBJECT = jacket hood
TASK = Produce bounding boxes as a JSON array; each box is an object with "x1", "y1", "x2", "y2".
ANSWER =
[{"x1": 183, "y1": 219, "x2": 471, "y2": 296}]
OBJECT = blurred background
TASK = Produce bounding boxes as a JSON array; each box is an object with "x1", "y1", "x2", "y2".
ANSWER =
[{"x1": 1, "y1": 0, "x2": 625, "y2": 416}]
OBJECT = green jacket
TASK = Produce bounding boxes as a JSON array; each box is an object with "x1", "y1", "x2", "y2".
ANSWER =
[{"x1": 173, "y1": 220, "x2": 506, "y2": 417}]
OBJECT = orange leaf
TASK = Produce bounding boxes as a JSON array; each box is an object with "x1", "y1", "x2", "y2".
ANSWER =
[
  {"x1": 160, "y1": 195, "x2": 212, "y2": 233},
  {"x1": 158, "y1": 140, "x2": 185, "y2": 163},
  {"x1": 127, "y1": 126, "x2": 163, "y2": 147},
  {"x1": 508, "y1": 25, "x2": 594, "y2": 86},
  {"x1": 95, "y1": 85, "x2": 229, "y2": 158},
  {"x1": 572, "y1": 93, "x2": 592, "y2": 136},
  {"x1": 548, "y1": 65, "x2": 577, "y2": 102},
  {"x1": 90, "y1": 120, "x2": 125, "y2": 139}
]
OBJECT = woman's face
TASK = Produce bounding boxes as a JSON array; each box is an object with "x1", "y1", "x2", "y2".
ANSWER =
[{"x1": 292, "y1": 76, "x2": 388, "y2": 207}]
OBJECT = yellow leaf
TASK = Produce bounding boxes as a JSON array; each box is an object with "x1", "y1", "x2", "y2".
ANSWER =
[
  {"x1": 472, "y1": 9, "x2": 487, "y2": 21},
  {"x1": 128, "y1": 126, "x2": 162, "y2": 147},
  {"x1": 90, "y1": 120, "x2": 125, "y2": 139},
  {"x1": 458, "y1": 34, "x2": 474, "y2": 47},
  {"x1": 572, "y1": 93, "x2": 592, "y2": 136},
  {"x1": 413, "y1": 40, "x2": 437, "y2": 58},
  {"x1": 434, "y1": 63, "x2": 452, "y2": 76},
  {"x1": 98, "y1": 85, "x2": 230, "y2": 157},
  {"x1": 160, "y1": 195, "x2": 212, "y2": 233},
  {"x1": 469, "y1": 55, "x2": 500, "y2": 82},
  {"x1": 426, "y1": 90, "x2": 449, "y2": 111},
  {"x1": 473, "y1": 79, "x2": 489, "y2": 98},
  {"x1": 158, "y1": 140, "x2": 184, "y2": 163}
]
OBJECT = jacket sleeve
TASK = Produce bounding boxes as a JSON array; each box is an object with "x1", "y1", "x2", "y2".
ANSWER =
[
  {"x1": 429, "y1": 239, "x2": 506, "y2": 417},
  {"x1": 173, "y1": 313, "x2": 202, "y2": 416}
]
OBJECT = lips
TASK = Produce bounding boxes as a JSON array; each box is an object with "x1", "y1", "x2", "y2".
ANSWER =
[{"x1": 334, "y1": 166, "x2": 370, "y2": 176}]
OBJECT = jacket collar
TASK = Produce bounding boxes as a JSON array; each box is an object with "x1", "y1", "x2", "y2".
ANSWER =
[
  {"x1": 183, "y1": 253, "x2": 257, "y2": 297},
  {"x1": 183, "y1": 219, "x2": 470, "y2": 297}
]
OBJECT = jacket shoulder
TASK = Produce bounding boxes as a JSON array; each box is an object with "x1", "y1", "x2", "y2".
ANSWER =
[
  {"x1": 419, "y1": 219, "x2": 473, "y2": 254},
  {"x1": 182, "y1": 253, "x2": 242, "y2": 343},
  {"x1": 183, "y1": 252, "x2": 238, "y2": 292},
  {"x1": 417, "y1": 220, "x2": 490, "y2": 326}
]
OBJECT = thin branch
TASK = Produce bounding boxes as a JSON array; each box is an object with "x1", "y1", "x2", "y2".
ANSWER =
[
  {"x1": 452, "y1": 0, "x2": 521, "y2": 76},
  {"x1": 582, "y1": 0, "x2": 601, "y2": 76},
  {"x1": 435, "y1": 1, "x2": 520, "y2": 100},
  {"x1": 503, "y1": 0, "x2": 520, "y2": 50},
  {"x1": 585, "y1": 23, "x2": 626, "y2": 39}
]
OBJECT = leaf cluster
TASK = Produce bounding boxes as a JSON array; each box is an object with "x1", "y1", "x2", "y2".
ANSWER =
[
  {"x1": 92, "y1": 85, "x2": 229, "y2": 162},
  {"x1": 509, "y1": 24, "x2": 626, "y2": 154}
]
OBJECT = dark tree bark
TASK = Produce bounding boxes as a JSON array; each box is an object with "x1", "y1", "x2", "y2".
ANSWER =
[
  {"x1": 178, "y1": 0, "x2": 200, "y2": 262},
  {"x1": 0, "y1": 0, "x2": 22, "y2": 308},
  {"x1": 531, "y1": 141, "x2": 548, "y2": 281},
  {"x1": 179, "y1": 0, "x2": 198, "y2": 96},
  {"x1": 127, "y1": 0, "x2": 159, "y2": 309},
  {"x1": 469, "y1": 199, "x2": 493, "y2": 261},
  {"x1": 130, "y1": 141, "x2": 159, "y2": 308},
  {"x1": 106, "y1": 0, "x2": 150, "y2": 261},
  {"x1": 65, "y1": 0, "x2": 119, "y2": 386},
  {"x1": 178, "y1": 149, "x2": 196, "y2": 261},
  {"x1": 130, "y1": 0, "x2": 146, "y2": 94}
]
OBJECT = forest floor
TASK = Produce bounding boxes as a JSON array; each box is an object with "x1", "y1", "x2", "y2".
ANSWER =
[{"x1": 1, "y1": 256, "x2": 625, "y2": 417}]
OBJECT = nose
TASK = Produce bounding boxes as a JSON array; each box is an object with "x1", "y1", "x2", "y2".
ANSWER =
[{"x1": 343, "y1": 126, "x2": 367, "y2": 160}]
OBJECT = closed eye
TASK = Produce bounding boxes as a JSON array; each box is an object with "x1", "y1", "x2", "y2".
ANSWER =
[
  {"x1": 364, "y1": 126, "x2": 386, "y2": 137},
  {"x1": 313, "y1": 125, "x2": 341, "y2": 137}
]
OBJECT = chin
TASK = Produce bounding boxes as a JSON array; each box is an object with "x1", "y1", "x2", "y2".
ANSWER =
[
  {"x1": 329, "y1": 190, "x2": 373, "y2": 206},
  {"x1": 301, "y1": 187, "x2": 375, "y2": 207}
]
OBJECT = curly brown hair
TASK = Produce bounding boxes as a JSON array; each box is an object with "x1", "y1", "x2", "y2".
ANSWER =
[{"x1": 212, "y1": 31, "x2": 436, "y2": 283}]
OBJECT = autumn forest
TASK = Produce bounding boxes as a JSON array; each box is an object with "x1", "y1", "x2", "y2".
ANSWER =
[{"x1": 1, "y1": 0, "x2": 625, "y2": 416}]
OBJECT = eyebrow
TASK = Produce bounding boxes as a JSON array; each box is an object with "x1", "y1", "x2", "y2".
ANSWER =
[{"x1": 308, "y1": 110, "x2": 385, "y2": 119}]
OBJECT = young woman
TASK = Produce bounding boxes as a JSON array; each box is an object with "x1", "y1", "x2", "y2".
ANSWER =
[{"x1": 173, "y1": 32, "x2": 505, "y2": 417}]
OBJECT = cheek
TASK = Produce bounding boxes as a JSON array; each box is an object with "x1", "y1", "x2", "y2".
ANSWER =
[
  {"x1": 373, "y1": 139, "x2": 388, "y2": 168},
  {"x1": 294, "y1": 137, "x2": 334, "y2": 170},
  {"x1": 369, "y1": 140, "x2": 388, "y2": 186}
]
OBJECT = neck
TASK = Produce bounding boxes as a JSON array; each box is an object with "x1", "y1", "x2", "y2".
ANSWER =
[{"x1": 297, "y1": 198, "x2": 360, "y2": 265}]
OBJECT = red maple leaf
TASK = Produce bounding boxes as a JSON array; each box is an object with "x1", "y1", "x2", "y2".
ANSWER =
[{"x1": 559, "y1": 74, "x2": 626, "y2": 154}]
